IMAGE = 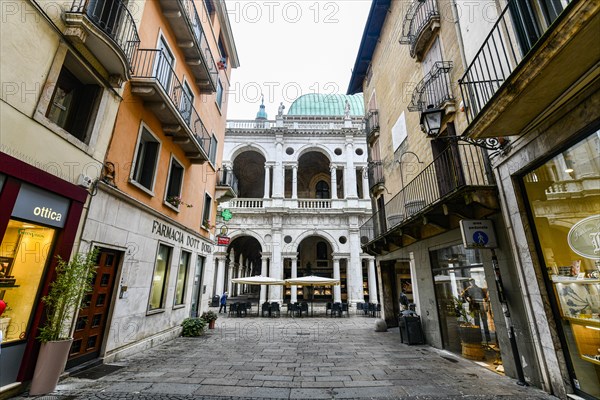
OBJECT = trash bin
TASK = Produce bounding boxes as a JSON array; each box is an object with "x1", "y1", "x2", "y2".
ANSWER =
[
  {"x1": 398, "y1": 310, "x2": 424, "y2": 345},
  {"x1": 211, "y1": 295, "x2": 220, "y2": 307}
]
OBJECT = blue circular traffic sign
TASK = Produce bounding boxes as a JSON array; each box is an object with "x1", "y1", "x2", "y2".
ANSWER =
[{"x1": 473, "y1": 231, "x2": 489, "y2": 245}]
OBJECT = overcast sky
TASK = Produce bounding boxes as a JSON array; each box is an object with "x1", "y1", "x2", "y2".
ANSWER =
[{"x1": 223, "y1": 0, "x2": 372, "y2": 120}]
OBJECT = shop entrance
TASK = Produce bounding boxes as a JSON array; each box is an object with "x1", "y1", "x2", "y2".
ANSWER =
[
  {"x1": 430, "y1": 245, "x2": 503, "y2": 373},
  {"x1": 0, "y1": 219, "x2": 57, "y2": 386},
  {"x1": 67, "y1": 248, "x2": 121, "y2": 368},
  {"x1": 190, "y1": 255, "x2": 205, "y2": 318}
]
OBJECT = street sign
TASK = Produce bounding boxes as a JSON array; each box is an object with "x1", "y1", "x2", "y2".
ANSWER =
[
  {"x1": 217, "y1": 236, "x2": 230, "y2": 246},
  {"x1": 459, "y1": 219, "x2": 498, "y2": 249}
]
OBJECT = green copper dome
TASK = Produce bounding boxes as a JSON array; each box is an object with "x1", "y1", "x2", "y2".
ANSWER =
[{"x1": 288, "y1": 93, "x2": 364, "y2": 116}]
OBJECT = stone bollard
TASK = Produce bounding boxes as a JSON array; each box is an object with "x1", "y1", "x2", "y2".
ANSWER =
[{"x1": 374, "y1": 318, "x2": 387, "y2": 332}]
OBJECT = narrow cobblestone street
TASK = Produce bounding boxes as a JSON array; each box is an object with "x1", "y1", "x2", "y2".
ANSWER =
[{"x1": 16, "y1": 315, "x2": 556, "y2": 399}]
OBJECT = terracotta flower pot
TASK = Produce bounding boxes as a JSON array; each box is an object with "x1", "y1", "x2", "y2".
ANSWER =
[
  {"x1": 29, "y1": 339, "x2": 73, "y2": 395},
  {"x1": 209, "y1": 320, "x2": 216, "y2": 329}
]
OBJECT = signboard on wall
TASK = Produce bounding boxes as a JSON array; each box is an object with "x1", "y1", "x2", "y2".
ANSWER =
[
  {"x1": 459, "y1": 219, "x2": 498, "y2": 249},
  {"x1": 567, "y1": 215, "x2": 600, "y2": 260},
  {"x1": 217, "y1": 236, "x2": 230, "y2": 246},
  {"x1": 12, "y1": 184, "x2": 70, "y2": 228}
]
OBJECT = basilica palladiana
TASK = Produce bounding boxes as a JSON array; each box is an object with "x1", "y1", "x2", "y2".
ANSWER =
[{"x1": 213, "y1": 94, "x2": 378, "y2": 308}]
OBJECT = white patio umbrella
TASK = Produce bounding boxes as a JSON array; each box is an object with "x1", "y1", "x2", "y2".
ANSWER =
[
  {"x1": 284, "y1": 275, "x2": 340, "y2": 316},
  {"x1": 231, "y1": 276, "x2": 285, "y2": 285},
  {"x1": 231, "y1": 276, "x2": 285, "y2": 316}
]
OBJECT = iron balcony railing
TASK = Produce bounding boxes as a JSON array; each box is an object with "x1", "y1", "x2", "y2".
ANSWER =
[
  {"x1": 131, "y1": 48, "x2": 211, "y2": 155},
  {"x1": 217, "y1": 168, "x2": 239, "y2": 193},
  {"x1": 399, "y1": 0, "x2": 439, "y2": 58},
  {"x1": 365, "y1": 110, "x2": 380, "y2": 141},
  {"x1": 70, "y1": 0, "x2": 140, "y2": 69},
  {"x1": 409, "y1": 61, "x2": 454, "y2": 112},
  {"x1": 179, "y1": 0, "x2": 219, "y2": 89},
  {"x1": 459, "y1": 0, "x2": 571, "y2": 122},
  {"x1": 368, "y1": 161, "x2": 385, "y2": 191},
  {"x1": 360, "y1": 145, "x2": 493, "y2": 243}
]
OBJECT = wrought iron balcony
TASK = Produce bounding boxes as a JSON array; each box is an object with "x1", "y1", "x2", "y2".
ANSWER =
[
  {"x1": 216, "y1": 168, "x2": 239, "y2": 202},
  {"x1": 368, "y1": 161, "x2": 385, "y2": 194},
  {"x1": 408, "y1": 61, "x2": 454, "y2": 113},
  {"x1": 360, "y1": 145, "x2": 497, "y2": 248},
  {"x1": 399, "y1": 0, "x2": 440, "y2": 60},
  {"x1": 158, "y1": 0, "x2": 218, "y2": 92},
  {"x1": 365, "y1": 110, "x2": 380, "y2": 143},
  {"x1": 458, "y1": 0, "x2": 587, "y2": 139},
  {"x1": 130, "y1": 49, "x2": 211, "y2": 164},
  {"x1": 65, "y1": 0, "x2": 140, "y2": 85}
]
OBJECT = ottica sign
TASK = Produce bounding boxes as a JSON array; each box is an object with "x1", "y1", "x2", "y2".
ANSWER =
[{"x1": 12, "y1": 184, "x2": 70, "y2": 228}]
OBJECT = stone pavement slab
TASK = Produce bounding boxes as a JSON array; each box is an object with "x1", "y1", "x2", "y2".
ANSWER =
[{"x1": 13, "y1": 316, "x2": 557, "y2": 399}]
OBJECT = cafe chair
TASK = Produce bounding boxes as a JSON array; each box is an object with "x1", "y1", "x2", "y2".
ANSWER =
[
  {"x1": 356, "y1": 302, "x2": 363, "y2": 315},
  {"x1": 237, "y1": 302, "x2": 247, "y2": 317},
  {"x1": 228, "y1": 302, "x2": 238, "y2": 317},
  {"x1": 270, "y1": 302, "x2": 281, "y2": 318},
  {"x1": 331, "y1": 302, "x2": 342, "y2": 317},
  {"x1": 300, "y1": 302, "x2": 309, "y2": 317},
  {"x1": 261, "y1": 302, "x2": 271, "y2": 317},
  {"x1": 341, "y1": 302, "x2": 349, "y2": 317}
]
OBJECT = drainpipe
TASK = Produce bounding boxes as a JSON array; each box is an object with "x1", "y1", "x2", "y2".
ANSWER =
[{"x1": 450, "y1": 0, "x2": 468, "y2": 69}]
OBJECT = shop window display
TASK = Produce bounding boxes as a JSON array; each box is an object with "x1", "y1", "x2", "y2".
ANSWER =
[
  {"x1": 431, "y1": 245, "x2": 503, "y2": 372},
  {"x1": 522, "y1": 130, "x2": 599, "y2": 398},
  {"x1": 0, "y1": 219, "x2": 56, "y2": 343}
]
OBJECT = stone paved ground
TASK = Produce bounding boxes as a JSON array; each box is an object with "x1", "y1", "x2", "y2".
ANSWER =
[{"x1": 15, "y1": 315, "x2": 557, "y2": 399}]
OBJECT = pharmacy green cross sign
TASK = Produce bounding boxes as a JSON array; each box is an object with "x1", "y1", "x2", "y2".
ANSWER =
[{"x1": 221, "y1": 209, "x2": 233, "y2": 221}]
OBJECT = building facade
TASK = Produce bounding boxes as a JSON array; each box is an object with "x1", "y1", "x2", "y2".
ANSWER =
[
  {"x1": 75, "y1": 0, "x2": 239, "y2": 369},
  {"x1": 216, "y1": 94, "x2": 377, "y2": 309},
  {"x1": 349, "y1": 0, "x2": 599, "y2": 398},
  {"x1": 0, "y1": 0, "x2": 142, "y2": 390},
  {"x1": 459, "y1": 1, "x2": 599, "y2": 398},
  {"x1": 0, "y1": 0, "x2": 238, "y2": 394},
  {"x1": 348, "y1": 0, "x2": 542, "y2": 392}
]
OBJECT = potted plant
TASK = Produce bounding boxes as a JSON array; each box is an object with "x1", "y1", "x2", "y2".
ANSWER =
[
  {"x1": 29, "y1": 248, "x2": 98, "y2": 395},
  {"x1": 181, "y1": 317, "x2": 207, "y2": 337},
  {"x1": 166, "y1": 196, "x2": 193, "y2": 208},
  {"x1": 201, "y1": 311, "x2": 218, "y2": 329},
  {"x1": 453, "y1": 296, "x2": 483, "y2": 360}
]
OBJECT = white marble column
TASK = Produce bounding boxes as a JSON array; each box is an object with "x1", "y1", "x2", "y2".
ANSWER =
[
  {"x1": 347, "y1": 230, "x2": 364, "y2": 305},
  {"x1": 239, "y1": 254, "x2": 245, "y2": 293},
  {"x1": 362, "y1": 167, "x2": 370, "y2": 199},
  {"x1": 344, "y1": 139, "x2": 358, "y2": 198},
  {"x1": 273, "y1": 137, "x2": 284, "y2": 198},
  {"x1": 263, "y1": 164, "x2": 271, "y2": 199},
  {"x1": 367, "y1": 258, "x2": 378, "y2": 304},
  {"x1": 291, "y1": 255, "x2": 298, "y2": 303},
  {"x1": 269, "y1": 228, "x2": 283, "y2": 303},
  {"x1": 226, "y1": 261, "x2": 233, "y2": 295},
  {"x1": 330, "y1": 165, "x2": 338, "y2": 199},
  {"x1": 333, "y1": 257, "x2": 342, "y2": 303},
  {"x1": 260, "y1": 257, "x2": 268, "y2": 305},
  {"x1": 215, "y1": 255, "x2": 226, "y2": 297},
  {"x1": 292, "y1": 164, "x2": 298, "y2": 199}
]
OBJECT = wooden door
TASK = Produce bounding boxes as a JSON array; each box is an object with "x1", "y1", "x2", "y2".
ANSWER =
[{"x1": 67, "y1": 248, "x2": 121, "y2": 367}]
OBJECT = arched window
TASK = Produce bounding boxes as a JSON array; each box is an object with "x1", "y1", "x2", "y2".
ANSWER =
[
  {"x1": 315, "y1": 180, "x2": 330, "y2": 199},
  {"x1": 316, "y1": 242, "x2": 328, "y2": 260}
]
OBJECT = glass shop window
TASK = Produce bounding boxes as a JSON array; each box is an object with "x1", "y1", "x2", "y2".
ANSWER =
[
  {"x1": 522, "y1": 130, "x2": 599, "y2": 398},
  {"x1": 0, "y1": 220, "x2": 57, "y2": 343}
]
